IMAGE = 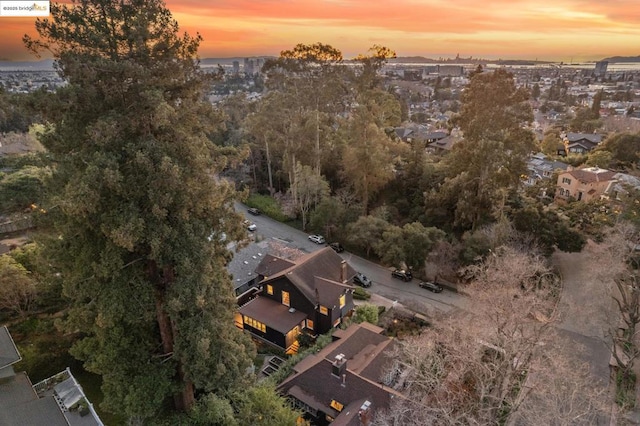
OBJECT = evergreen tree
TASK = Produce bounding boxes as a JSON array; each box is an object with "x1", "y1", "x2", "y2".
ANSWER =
[
  {"x1": 24, "y1": 0, "x2": 254, "y2": 420},
  {"x1": 442, "y1": 69, "x2": 535, "y2": 230}
]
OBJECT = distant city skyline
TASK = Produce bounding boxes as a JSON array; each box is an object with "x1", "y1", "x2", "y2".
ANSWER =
[{"x1": 1, "y1": 0, "x2": 639, "y2": 62}]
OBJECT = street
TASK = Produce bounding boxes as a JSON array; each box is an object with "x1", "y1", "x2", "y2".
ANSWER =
[{"x1": 237, "y1": 203, "x2": 468, "y2": 316}]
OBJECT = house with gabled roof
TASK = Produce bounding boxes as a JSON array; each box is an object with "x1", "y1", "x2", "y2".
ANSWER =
[
  {"x1": 524, "y1": 153, "x2": 569, "y2": 186},
  {"x1": 277, "y1": 322, "x2": 403, "y2": 425},
  {"x1": 427, "y1": 135, "x2": 462, "y2": 153},
  {"x1": 555, "y1": 166, "x2": 617, "y2": 203},
  {"x1": 424, "y1": 130, "x2": 448, "y2": 144},
  {"x1": 562, "y1": 132, "x2": 603, "y2": 155},
  {"x1": 604, "y1": 173, "x2": 640, "y2": 201},
  {"x1": 0, "y1": 326, "x2": 103, "y2": 426},
  {"x1": 227, "y1": 240, "x2": 269, "y2": 297},
  {"x1": 393, "y1": 127, "x2": 414, "y2": 142},
  {"x1": 236, "y1": 247, "x2": 357, "y2": 354}
]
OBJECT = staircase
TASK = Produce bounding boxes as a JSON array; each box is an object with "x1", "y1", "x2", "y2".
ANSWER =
[{"x1": 285, "y1": 340, "x2": 300, "y2": 355}]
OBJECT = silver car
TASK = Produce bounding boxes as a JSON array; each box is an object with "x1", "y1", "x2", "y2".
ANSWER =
[{"x1": 308, "y1": 234, "x2": 325, "y2": 244}]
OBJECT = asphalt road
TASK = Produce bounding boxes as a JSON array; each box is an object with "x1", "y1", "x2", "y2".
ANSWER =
[{"x1": 238, "y1": 203, "x2": 468, "y2": 316}]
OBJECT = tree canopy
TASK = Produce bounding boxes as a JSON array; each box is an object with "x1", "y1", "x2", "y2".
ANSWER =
[
  {"x1": 441, "y1": 69, "x2": 536, "y2": 230},
  {"x1": 24, "y1": 0, "x2": 254, "y2": 420}
]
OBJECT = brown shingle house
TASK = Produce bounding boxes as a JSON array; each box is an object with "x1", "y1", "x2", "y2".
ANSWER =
[
  {"x1": 236, "y1": 247, "x2": 357, "y2": 354},
  {"x1": 278, "y1": 322, "x2": 403, "y2": 425}
]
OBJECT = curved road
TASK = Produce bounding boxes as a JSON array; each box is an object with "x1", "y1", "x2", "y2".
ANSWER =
[{"x1": 238, "y1": 203, "x2": 467, "y2": 316}]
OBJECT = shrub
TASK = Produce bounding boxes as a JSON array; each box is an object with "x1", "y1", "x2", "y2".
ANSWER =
[
  {"x1": 353, "y1": 287, "x2": 371, "y2": 300},
  {"x1": 615, "y1": 369, "x2": 636, "y2": 409}
]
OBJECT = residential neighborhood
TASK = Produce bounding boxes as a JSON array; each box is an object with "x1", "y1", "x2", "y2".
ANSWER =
[{"x1": 2, "y1": 1, "x2": 640, "y2": 424}]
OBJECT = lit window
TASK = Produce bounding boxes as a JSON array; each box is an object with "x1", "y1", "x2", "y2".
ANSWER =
[
  {"x1": 266, "y1": 284, "x2": 273, "y2": 295},
  {"x1": 306, "y1": 319, "x2": 314, "y2": 330},
  {"x1": 330, "y1": 400, "x2": 344, "y2": 412},
  {"x1": 339, "y1": 294, "x2": 346, "y2": 308},
  {"x1": 282, "y1": 291, "x2": 290, "y2": 307},
  {"x1": 319, "y1": 306, "x2": 328, "y2": 315},
  {"x1": 243, "y1": 316, "x2": 266, "y2": 333}
]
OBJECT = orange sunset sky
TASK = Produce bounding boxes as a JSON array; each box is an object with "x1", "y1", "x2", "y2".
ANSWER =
[{"x1": 1, "y1": 0, "x2": 639, "y2": 62}]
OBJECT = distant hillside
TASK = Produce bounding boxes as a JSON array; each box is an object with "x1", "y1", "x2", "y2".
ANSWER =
[{"x1": 601, "y1": 56, "x2": 640, "y2": 63}]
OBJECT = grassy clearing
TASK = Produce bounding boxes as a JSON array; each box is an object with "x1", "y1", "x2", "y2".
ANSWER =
[{"x1": 246, "y1": 194, "x2": 287, "y2": 222}]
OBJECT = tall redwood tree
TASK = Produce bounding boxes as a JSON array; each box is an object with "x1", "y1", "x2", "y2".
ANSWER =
[{"x1": 24, "y1": 0, "x2": 254, "y2": 420}]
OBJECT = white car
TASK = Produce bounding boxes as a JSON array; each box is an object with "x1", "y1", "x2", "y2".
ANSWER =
[
  {"x1": 308, "y1": 234, "x2": 325, "y2": 244},
  {"x1": 247, "y1": 223, "x2": 257, "y2": 232}
]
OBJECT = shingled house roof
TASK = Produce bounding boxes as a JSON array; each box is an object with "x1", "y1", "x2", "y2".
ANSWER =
[
  {"x1": 262, "y1": 247, "x2": 357, "y2": 303},
  {"x1": 282, "y1": 361, "x2": 392, "y2": 422},
  {"x1": 565, "y1": 132, "x2": 603, "y2": 144},
  {"x1": 279, "y1": 322, "x2": 403, "y2": 424},
  {"x1": 428, "y1": 135, "x2": 461, "y2": 151},
  {"x1": 254, "y1": 254, "x2": 296, "y2": 278},
  {"x1": 238, "y1": 297, "x2": 307, "y2": 334}
]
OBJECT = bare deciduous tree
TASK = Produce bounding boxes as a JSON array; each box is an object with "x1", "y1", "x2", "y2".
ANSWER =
[
  {"x1": 587, "y1": 223, "x2": 640, "y2": 409},
  {"x1": 373, "y1": 246, "x2": 604, "y2": 425}
]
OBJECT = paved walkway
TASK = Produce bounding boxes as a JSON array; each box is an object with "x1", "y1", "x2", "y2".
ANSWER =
[{"x1": 552, "y1": 243, "x2": 622, "y2": 424}]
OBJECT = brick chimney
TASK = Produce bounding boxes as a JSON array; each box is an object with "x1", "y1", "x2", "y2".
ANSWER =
[
  {"x1": 340, "y1": 260, "x2": 347, "y2": 283},
  {"x1": 332, "y1": 353, "x2": 347, "y2": 378}
]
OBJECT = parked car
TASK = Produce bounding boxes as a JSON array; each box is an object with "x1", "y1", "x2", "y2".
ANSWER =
[
  {"x1": 329, "y1": 242, "x2": 344, "y2": 253},
  {"x1": 247, "y1": 223, "x2": 257, "y2": 232},
  {"x1": 391, "y1": 269, "x2": 413, "y2": 281},
  {"x1": 308, "y1": 234, "x2": 326, "y2": 244},
  {"x1": 353, "y1": 272, "x2": 372, "y2": 288},
  {"x1": 247, "y1": 207, "x2": 261, "y2": 216},
  {"x1": 419, "y1": 281, "x2": 443, "y2": 293}
]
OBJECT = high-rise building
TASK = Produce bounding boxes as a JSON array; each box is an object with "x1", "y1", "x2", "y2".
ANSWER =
[
  {"x1": 594, "y1": 61, "x2": 608, "y2": 77},
  {"x1": 232, "y1": 60, "x2": 240, "y2": 74}
]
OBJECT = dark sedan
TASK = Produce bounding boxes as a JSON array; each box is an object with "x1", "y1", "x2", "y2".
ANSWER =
[
  {"x1": 391, "y1": 269, "x2": 413, "y2": 282},
  {"x1": 329, "y1": 242, "x2": 344, "y2": 253},
  {"x1": 353, "y1": 272, "x2": 372, "y2": 288},
  {"x1": 419, "y1": 281, "x2": 443, "y2": 293}
]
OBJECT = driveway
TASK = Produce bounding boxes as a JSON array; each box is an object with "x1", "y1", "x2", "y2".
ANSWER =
[
  {"x1": 553, "y1": 243, "x2": 616, "y2": 340},
  {"x1": 552, "y1": 242, "x2": 618, "y2": 423}
]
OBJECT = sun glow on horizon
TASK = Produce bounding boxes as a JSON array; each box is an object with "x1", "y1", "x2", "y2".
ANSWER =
[{"x1": 2, "y1": 0, "x2": 639, "y2": 62}]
